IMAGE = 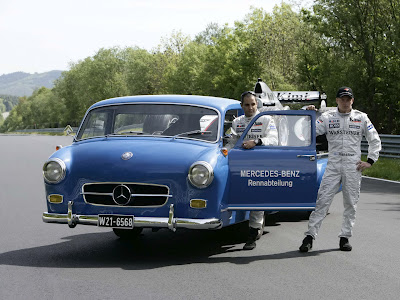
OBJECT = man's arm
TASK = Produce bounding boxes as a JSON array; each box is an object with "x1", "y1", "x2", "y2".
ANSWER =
[
  {"x1": 307, "y1": 105, "x2": 326, "y2": 137},
  {"x1": 260, "y1": 116, "x2": 278, "y2": 146},
  {"x1": 356, "y1": 115, "x2": 381, "y2": 171},
  {"x1": 226, "y1": 119, "x2": 240, "y2": 150},
  {"x1": 360, "y1": 115, "x2": 381, "y2": 169}
]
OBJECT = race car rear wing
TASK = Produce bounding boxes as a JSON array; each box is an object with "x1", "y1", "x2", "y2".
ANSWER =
[
  {"x1": 273, "y1": 91, "x2": 327, "y2": 103},
  {"x1": 253, "y1": 78, "x2": 328, "y2": 111}
]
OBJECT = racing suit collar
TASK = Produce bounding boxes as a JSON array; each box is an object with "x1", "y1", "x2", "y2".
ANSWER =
[
  {"x1": 336, "y1": 107, "x2": 352, "y2": 116},
  {"x1": 244, "y1": 110, "x2": 260, "y2": 121}
]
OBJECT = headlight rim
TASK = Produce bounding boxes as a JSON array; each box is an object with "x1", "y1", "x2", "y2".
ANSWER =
[
  {"x1": 188, "y1": 161, "x2": 214, "y2": 189},
  {"x1": 43, "y1": 158, "x2": 66, "y2": 184}
]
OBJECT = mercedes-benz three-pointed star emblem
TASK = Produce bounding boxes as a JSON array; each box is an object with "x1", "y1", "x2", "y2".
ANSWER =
[
  {"x1": 112, "y1": 184, "x2": 131, "y2": 205},
  {"x1": 121, "y1": 152, "x2": 133, "y2": 160}
]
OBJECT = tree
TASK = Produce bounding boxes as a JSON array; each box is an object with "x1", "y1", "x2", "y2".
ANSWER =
[
  {"x1": 299, "y1": 0, "x2": 400, "y2": 133},
  {"x1": 54, "y1": 47, "x2": 129, "y2": 124},
  {"x1": 124, "y1": 47, "x2": 157, "y2": 95}
]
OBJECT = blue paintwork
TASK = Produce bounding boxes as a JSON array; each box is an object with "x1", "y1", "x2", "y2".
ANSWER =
[
  {"x1": 43, "y1": 95, "x2": 328, "y2": 228},
  {"x1": 88, "y1": 95, "x2": 239, "y2": 111},
  {"x1": 228, "y1": 111, "x2": 320, "y2": 210}
]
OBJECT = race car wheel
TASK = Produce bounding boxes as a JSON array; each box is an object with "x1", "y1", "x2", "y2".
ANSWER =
[{"x1": 113, "y1": 228, "x2": 143, "y2": 239}]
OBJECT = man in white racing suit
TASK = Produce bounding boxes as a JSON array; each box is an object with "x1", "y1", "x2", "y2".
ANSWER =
[
  {"x1": 299, "y1": 87, "x2": 381, "y2": 252},
  {"x1": 229, "y1": 91, "x2": 279, "y2": 250}
]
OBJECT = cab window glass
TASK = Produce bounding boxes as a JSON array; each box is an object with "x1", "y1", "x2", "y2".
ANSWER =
[
  {"x1": 224, "y1": 109, "x2": 240, "y2": 135},
  {"x1": 77, "y1": 104, "x2": 219, "y2": 142},
  {"x1": 80, "y1": 111, "x2": 108, "y2": 139},
  {"x1": 251, "y1": 114, "x2": 311, "y2": 147}
]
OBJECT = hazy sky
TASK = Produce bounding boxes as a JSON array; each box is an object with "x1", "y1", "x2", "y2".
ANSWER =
[{"x1": 0, "y1": 0, "x2": 294, "y2": 75}]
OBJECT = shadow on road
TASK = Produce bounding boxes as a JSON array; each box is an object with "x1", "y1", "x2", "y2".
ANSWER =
[{"x1": 0, "y1": 214, "x2": 338, "y2": 270}]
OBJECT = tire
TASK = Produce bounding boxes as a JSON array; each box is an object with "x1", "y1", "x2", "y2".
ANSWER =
[{"x1": 113, "y1": 228, "x2": 143, "y2": 239}]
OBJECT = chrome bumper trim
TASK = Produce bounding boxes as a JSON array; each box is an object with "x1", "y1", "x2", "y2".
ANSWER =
[
  {"x1": 42, "y1": 213, "x2": 222, "y2": 230},
  {"x1": 226, "y1": 206, "x2": 315, "y2": 210}
]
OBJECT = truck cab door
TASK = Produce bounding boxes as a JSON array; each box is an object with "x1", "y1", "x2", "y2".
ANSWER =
[{"x1": 228, "y1": 110, "x2": 317, "y2": 210}]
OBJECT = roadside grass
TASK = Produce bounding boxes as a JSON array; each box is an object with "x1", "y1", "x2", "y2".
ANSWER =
[{"x1": 362, "y1": 155, "x2": 400, "y2": 182}]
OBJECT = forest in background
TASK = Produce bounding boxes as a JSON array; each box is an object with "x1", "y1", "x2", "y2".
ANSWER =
[
  {"x1": 1, "y1": 0, "x2": 399, "y2": 134},
  {"x1": 0, "y1": 94, "x2": 19, "y2": 124}
]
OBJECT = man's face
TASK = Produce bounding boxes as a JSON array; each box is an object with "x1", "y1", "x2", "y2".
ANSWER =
[
  {"x1": 242, "y1": 95, "x2": 257, "y2": 117},
  {"x1": 336, "y1": 96, "x2": 354, "y2": 113}
]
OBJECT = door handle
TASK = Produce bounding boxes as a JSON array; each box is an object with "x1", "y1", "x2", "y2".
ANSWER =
[{"x1": 297, "y1": 154, "x2": 316, "y2": 161}]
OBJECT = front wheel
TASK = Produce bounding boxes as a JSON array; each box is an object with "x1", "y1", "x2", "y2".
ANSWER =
[{"x1": 113, "y1": 228, "x2": 143, "y2": 239}]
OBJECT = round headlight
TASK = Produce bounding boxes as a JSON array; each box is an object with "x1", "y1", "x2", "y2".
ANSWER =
[
  {"x1": 188, "y1": 161, "x2": 214, "y2": 189},
  {"x1": 43, "y1": 158, "x2": 66, "y2": 184}
]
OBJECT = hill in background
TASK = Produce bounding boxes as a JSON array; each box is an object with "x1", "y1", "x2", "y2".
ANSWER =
[{"x1": 0, "y1": 70, "x2": 63, "y2": 97}]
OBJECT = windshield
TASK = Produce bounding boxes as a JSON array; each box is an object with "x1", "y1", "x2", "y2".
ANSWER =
[{"x1": 76, "y1": 103, "x2": 220, "y2": 142}]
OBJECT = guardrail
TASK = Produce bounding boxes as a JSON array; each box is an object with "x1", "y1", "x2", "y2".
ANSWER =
[
  {"x1": 362, "y1": 134, "x2": 400, "y2": 159},
  {"x1": 10, "y1": 128, "x2": 400, "y2": 159},
  {"x1": 13, "y1": 127, "x2": 79, "y2": 133}
]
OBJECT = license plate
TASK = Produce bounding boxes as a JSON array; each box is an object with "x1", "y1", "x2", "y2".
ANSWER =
[{"x1": 98, "y1": 215, "x2": 134, "y2": 228}]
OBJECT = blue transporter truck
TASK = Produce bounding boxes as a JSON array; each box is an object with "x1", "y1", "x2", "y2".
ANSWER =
[{"x1": 42, "y1": 79, "x2": 329, "y2": 239}]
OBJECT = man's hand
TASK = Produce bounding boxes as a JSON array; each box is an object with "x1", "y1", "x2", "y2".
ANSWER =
[
  {"x1": 306, "y1": 105, "x2": 317, "y2": 111},
  {"x1": 356, "y1": 161, "x2": 371, "y2": 171},
  {"x1": 242, "y1": 140, "x2": 256, "y2": 149}
]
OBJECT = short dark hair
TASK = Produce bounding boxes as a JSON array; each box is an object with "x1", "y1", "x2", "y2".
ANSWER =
[{"x1": 240, "y1": 91, "x2": 256, "y2": 104}]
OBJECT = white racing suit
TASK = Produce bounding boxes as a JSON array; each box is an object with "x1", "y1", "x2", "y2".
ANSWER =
[
  {"x1": 230, "y1": 111, "x2": 279, "y2": 229},
  {"x1": 306, "y1": 108, "x2": 381, "y2": 239}
]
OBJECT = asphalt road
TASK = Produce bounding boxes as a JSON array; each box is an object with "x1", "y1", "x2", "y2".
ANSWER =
[{"x1": 0, "y1": 135, "x2": 399, "y2": 300}]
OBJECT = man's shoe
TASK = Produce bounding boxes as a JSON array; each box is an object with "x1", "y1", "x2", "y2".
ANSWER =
[
  {"x1": 339, "y1": 237, "x2": 352, "y2": 251},
  {"x1": 243, "y1": 239, "x2": 256, "y2": 250},
  {"x1": 299, "y1": 235, "x2": 313, "y2": 252},
  {"x1": 243, "y1": 227, "x2": 258, "y2": 250},
  {"x1": 256, "y1": 227, "x2": 263, "y2": 240}
]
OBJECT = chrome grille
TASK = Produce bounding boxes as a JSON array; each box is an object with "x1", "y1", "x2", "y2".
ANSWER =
[{"x1": 82, "y1": 182, "x2": 171, "y2": 207}]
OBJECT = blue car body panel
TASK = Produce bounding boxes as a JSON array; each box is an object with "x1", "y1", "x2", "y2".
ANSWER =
[{"x1": 228, "y1": 111, "x2": 319, "y2": 210}]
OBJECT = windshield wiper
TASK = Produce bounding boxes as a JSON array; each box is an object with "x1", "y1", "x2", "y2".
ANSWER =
[
  {"x1": 172, "y1": 130, "x2": 211, "y2": 140},
  {"x1": 106, "y1": 131, "x2": 145, "y2": 138}
]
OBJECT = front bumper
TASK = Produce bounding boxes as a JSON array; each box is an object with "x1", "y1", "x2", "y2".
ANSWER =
[{"x1": 43, "y1": 201, "x2": 222, "y2": 231}]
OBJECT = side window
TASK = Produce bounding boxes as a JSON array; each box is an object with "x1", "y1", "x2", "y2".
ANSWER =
[
  {"x1": 224, "y1": 109, "x2": 240, "y2": 135},
  {"x1": 250, "y1": 114, "x2": 312, "y2": 147},
  {"x1": 81, "y1": 112, "x2": 108, "y2": 139}
]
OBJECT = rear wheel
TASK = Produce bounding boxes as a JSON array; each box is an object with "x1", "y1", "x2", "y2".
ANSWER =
[{"x1": 113, "y1": 228, "x2": 143, "y2": 239}]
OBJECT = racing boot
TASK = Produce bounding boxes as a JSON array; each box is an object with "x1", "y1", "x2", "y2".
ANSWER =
[
  {"x1": 299, "y1": 235, "x2": 313, "y2": 252},
  {"x1": 339, "y1": 237, "x2": 352, "y2": 251},
  {"x1": 243, "y1": 227, "x2": 259, "y2": 250}
]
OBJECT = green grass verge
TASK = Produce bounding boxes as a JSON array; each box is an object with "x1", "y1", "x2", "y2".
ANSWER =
[
  {"x1": 362, "y1": 155, "x2": 400, "y2": 182},
  {"x1": 5, "y1": 131, "x2": 66, "y2": 136}
]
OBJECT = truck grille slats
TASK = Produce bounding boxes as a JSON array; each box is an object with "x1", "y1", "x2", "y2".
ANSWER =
[{"x1": 82, "y1": 182, "x2": 170, "y2": 207}]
